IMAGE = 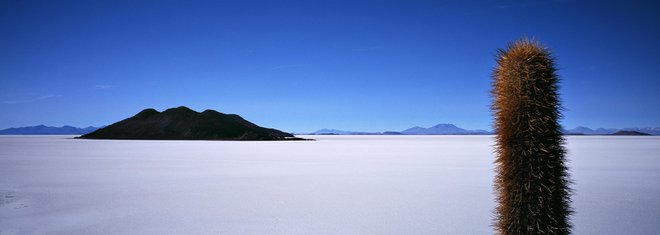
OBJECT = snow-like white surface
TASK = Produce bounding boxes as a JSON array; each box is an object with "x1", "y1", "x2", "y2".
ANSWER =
[{"x1": 0, "y1": 135, "x2": 658, "y2": 234}]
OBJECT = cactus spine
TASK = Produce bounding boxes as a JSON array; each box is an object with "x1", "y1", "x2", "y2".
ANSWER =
[{"x1": 492, "y1": 38, "x2": 572, "y2": 234}]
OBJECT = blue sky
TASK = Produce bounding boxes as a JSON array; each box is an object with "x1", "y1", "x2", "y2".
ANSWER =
[{"x1": 1, "y1": 0, "x2": 659, "y2": 133}]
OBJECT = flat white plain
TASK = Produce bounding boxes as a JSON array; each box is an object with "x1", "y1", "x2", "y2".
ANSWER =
[{"x1": 1, "y1": 135, "x2": 659, "y2": 234}]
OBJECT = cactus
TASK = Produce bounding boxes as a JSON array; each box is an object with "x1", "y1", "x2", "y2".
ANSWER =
[{"x1": 491, "y1": 38, "x2": 572, "y2": 234}]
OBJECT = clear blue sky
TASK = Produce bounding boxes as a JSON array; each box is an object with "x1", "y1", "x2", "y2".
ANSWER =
[{"x1": 1, "y1": 0, "x2": 659, "y2": 133}]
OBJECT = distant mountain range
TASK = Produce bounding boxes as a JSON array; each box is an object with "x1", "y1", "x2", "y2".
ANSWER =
[
  {"x1": 310, "y1": 129, "x2": 384, "y2": 135},
  {"x1": 308, "y1": 123, "x2": 489, "y2": 135},
  {"x1": 563, "y1": 126, "x2": 660, "y2": 135},
  {"x1": 0, "y1": 125, "x2": 100, "y2": 135},
  {"x1": 2, "y1": 123, "x2": 659, "y2": 136},
  {"x1": 610, "y1": 130, "x2": 651, "y2": 136},
  {"x1": 401, "y1": 124, "x2": 490, "y2": 135},
  {"x1": 307, "y1": 124, "x2": 659, "y2": 136}
]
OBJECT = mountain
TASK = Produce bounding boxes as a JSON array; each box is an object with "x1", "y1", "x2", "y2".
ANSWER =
[
  {"x1": 401, "y1": 124, "x2": 491, "y2": 135},
  {"x1": 566, "y1": 126, "x2": 618, "y2": 135},
  {"x1": 310, "y1": 129, "x2": 378, "y2": 135},
  {"x1": 0, "y1": 125, "x2": 100, "y2": 135},
  {"x1": 620, "y1": 127, "x2": 660, "y2": 135},
  {"x1": 566, "y1": 126, "x2": 660, "y2": 135},
  {"x1": 79, "y1": 107, "x2": 297, "y2": 140},
  {"x1": 307, "y1": 124, "x2": 490, "y2": 135},
  {"x1": 609, "y1": 130, "x2": 651, "y2": 136},
  {"x1": 382, "y1": 131, "x2": 403, "y2": 135}
]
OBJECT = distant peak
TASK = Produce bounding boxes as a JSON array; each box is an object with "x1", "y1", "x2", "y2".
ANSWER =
[
  {"x1": 138, "y1": 108, "x2": 158, "y2": 113},
  {"x1": 431, "y1": 123, "x2": 457, "y2": 128},
  {"x1": 202, "y1": 109, "x2": 223, "y2": 115},
  {"x1": 174, "y1": 106, "x2": 194, "y2": 111},
  {"x1": 163, "y1": 106, "x2": 196, "y2": 113},
  {"x1": 136, "y1": 108, "x2": 159, "y2": 115},
  {"x1": 0, "y1": 125, "x2": 101, "y2": 135}
]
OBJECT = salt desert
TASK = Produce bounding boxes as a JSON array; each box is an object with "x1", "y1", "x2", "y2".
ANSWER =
[{"x1": 1, "y1": 135, "x2": 659, "y2": 234}]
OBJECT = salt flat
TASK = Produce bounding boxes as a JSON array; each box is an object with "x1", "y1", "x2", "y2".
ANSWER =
[{"x1": 1, "y1": 135, "x2": 659, "y2": 234}]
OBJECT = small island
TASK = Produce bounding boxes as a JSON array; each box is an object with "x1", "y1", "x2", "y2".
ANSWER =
[
  {"x1": 609, "y1": 130, "x2": 652, "y2": 136},
  {"x1": 79, "y1": 106, "x2": 307, "y2": 140}
]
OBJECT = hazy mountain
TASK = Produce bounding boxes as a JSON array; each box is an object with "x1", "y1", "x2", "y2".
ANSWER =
[
  {"x1": 308, "y1": 124, "x2": 490, "y2": 135},
  {"x1": 566, "y1": 126, "x2": 618, "y2": 135},
  {"x1": 310, "y1": 129, "x2": 378, "y2": 135},
  {"x1": 401, "y1": 124, "x2": 491, "y2": 135},
  {"x1": 566, "y1": 126, "x2": 660, "y2": 135},
  {"x1": 5, "y1": 122, "x2": 658, "y2": 137},
  {"x1": 620, "y1": 127, "x2": 660, "y2": 135},
  {"x1": 609, "y1": 130, "x2": 651, "y2": 136},
  {"x1": 0, "y1": 125, "x2": 100, "y2": 135},
  {"x1": 382, "y1": 131, "x2": 403, "y2": 135},
  {"x1": 79, "y1": 106, "x2": 296, "y2": 140}
]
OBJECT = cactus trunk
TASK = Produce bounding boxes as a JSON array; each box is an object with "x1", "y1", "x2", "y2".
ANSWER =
[{"x1": 492, "y1": 38, "x2": 572, "y2": 234}]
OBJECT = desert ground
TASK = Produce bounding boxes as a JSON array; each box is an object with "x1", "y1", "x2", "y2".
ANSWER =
[{"x1": 1, "y1": 135, "x2": 659, "y2": 234}]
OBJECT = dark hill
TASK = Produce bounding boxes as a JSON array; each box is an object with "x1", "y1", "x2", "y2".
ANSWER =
[
  {"x1": 79, "y1": 107, "x2": 296, "y2": 140},
  {"x1": 609, "y1": 130, "x2": 651, "y2": 136}
]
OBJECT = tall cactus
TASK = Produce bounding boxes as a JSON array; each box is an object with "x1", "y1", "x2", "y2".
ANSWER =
[{"x1": 491, "y1": 38, "x2": 572, "y2": 234}]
